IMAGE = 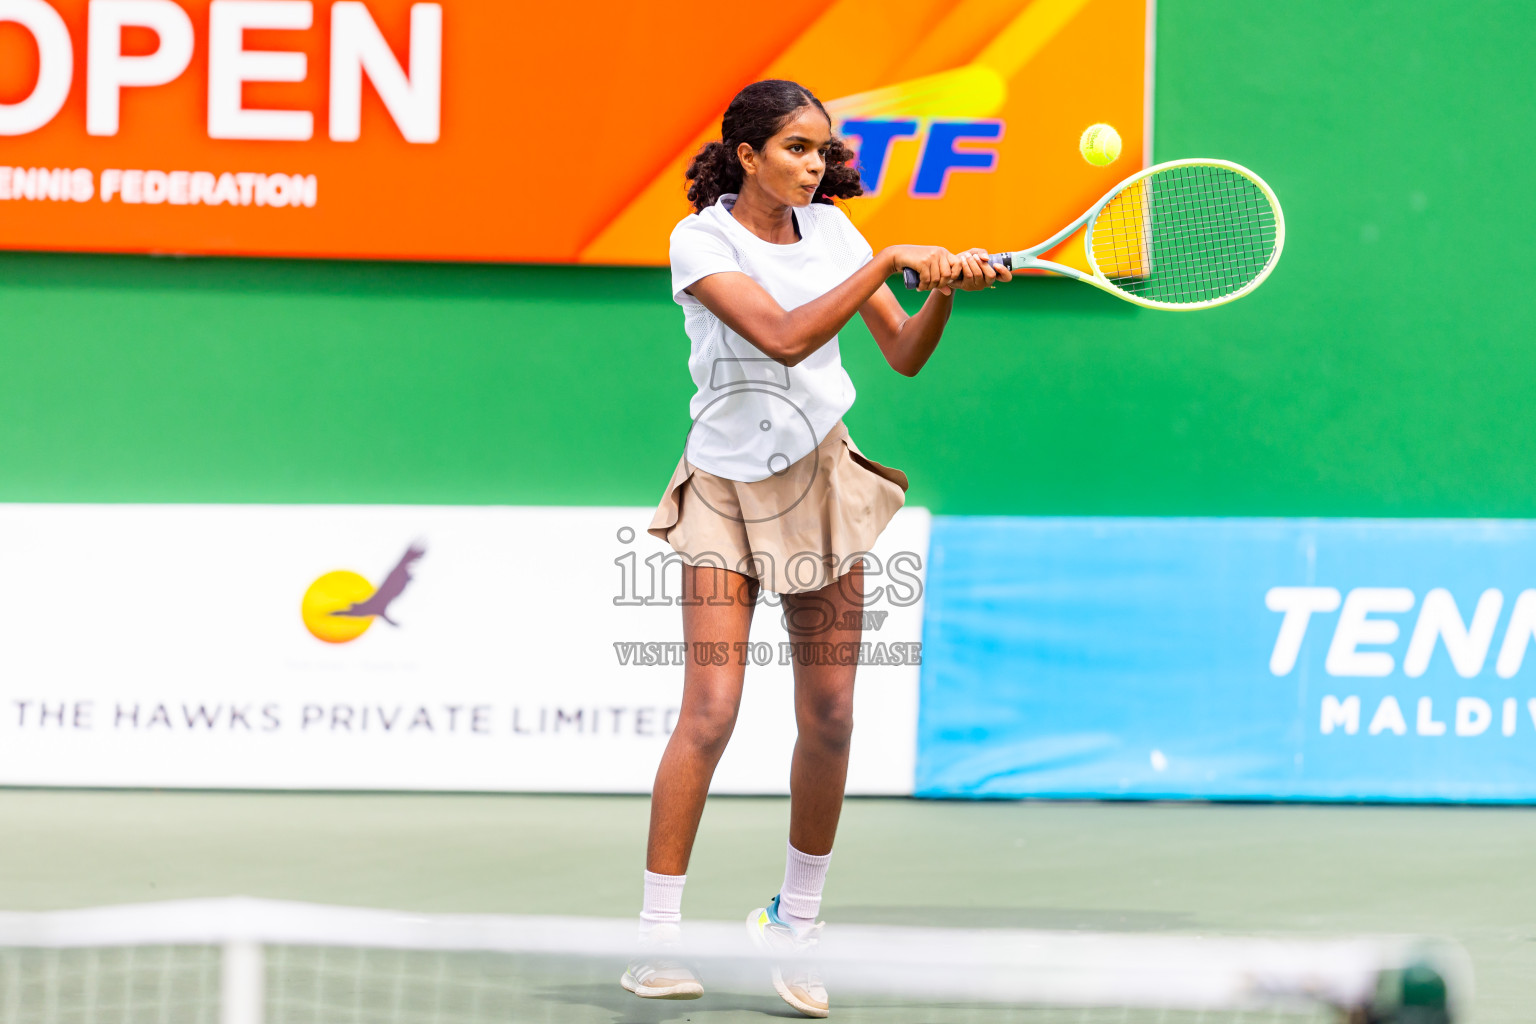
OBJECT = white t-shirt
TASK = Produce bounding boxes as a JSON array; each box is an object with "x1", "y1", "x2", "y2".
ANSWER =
[{"x1": 669, "y1": 194, "x2": 874, "y2": 482}]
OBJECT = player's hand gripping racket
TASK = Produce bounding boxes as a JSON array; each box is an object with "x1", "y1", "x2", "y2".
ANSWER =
[{"x1": 903, "y1": 158, "x2": 1285, "y2": 311}]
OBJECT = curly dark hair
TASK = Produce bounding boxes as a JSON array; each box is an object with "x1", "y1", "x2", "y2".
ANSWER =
[{"x1": 685, "y1": 79, "x2": 863, "y2": 213}]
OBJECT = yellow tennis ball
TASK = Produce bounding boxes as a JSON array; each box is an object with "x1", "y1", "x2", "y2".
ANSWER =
[{"x1": 1080, "y1": 123, "x2": 1122, "y2": 167}]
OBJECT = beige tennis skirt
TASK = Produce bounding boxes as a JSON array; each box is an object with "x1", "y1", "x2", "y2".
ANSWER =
[{"x1": 647, "y1": 419, "x2": 909, "y2": 595}]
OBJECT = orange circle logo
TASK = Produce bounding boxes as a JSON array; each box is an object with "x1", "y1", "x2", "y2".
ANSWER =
[{"x1": 301, "y1": 570, "x2": 377, "y2": 644}]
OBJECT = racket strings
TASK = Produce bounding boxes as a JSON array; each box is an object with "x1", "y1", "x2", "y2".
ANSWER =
[
  {"x1": 1107, "y1": 181, "x2": 1269, "y2": 300},
  {"x1": 1090, "y1": 164, "x2": 1278, "y2": 305}
]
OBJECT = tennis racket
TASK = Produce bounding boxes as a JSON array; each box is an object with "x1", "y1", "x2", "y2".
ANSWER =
[{"x1": 902, "y1": 158, "x2": 1285, "y2": 311}]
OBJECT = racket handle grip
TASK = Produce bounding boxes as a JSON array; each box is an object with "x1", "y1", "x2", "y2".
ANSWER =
[{"x1": 901, "y1": 253, "x2": 1013, "y2": 290}]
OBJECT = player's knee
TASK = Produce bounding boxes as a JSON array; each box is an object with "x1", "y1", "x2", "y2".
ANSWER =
[
  {"x1": 679, "y1": 696, "x2": 739, "y2": 752},
  {"x1": 800, "y1": 702, "x2": 854, "y2": 754}
]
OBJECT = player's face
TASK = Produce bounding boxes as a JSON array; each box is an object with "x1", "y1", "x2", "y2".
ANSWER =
[{"x1": 746, "y1": 107, "x2": 831, "y2": 208}]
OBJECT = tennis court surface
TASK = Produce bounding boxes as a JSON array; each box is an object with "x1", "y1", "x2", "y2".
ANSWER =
[{"x1": 2, "y1": 791, "x2": 1528, "y2": 1022}]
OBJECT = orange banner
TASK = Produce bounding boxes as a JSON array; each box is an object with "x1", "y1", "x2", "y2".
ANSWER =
[{"x1": 0, "y1": 0, "x2": 1149, "y2": 263}]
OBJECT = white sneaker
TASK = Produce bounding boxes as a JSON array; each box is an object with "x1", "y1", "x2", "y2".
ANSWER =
[
  {"x1": 746, "y1": 894, "x2": 829, "y2": 1018},
  {"x1": 619, "y1": 923, "x2": 704, "y2": 1000}
]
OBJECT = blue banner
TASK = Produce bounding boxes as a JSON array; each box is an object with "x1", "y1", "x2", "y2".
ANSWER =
[{"x1": 917, "y1": 517, "x2": 1536, "y2": 802}]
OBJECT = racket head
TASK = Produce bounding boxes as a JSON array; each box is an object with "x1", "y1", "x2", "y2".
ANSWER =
[{"x1": 1083, "y1": 158, "x2": 1285, "y2": 310}]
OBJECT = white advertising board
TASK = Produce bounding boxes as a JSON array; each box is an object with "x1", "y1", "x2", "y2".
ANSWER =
[{"x1": 0, "y1": 504, "x2": 928, "y2": 794}]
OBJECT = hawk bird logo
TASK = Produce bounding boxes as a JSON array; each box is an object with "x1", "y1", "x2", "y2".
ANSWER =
[
  {"x1": 329, "y1": 544, "x2": 425, "y2": 627},
  {"x1": 300, "y1": 542, "x2": 427, "y2": 644}
]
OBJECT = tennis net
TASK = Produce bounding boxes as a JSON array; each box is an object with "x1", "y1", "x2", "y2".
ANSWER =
[{"x1": 0, "y1": 898, "x2": 1467, "y2": 1023}]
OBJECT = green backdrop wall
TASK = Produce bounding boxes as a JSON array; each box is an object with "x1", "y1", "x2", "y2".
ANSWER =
[{"x1": 0, "y1": 1, "x2": 1531, "y2": 515}]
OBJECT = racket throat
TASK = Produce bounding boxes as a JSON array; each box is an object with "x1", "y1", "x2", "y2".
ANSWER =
[{"x1": 1004, "y1": 254, "x2": 1097, "y2": 285}]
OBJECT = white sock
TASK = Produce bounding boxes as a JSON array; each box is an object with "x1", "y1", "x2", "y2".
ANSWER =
[
  {"x1": 639, "y1": 870, "x2": 686, "y2": 940},
  {"x1": 777, "y1": 842, "x2": 832, "y2": 933}
]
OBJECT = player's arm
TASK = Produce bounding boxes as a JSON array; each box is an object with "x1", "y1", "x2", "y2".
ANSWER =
[
  {"x1": 860, "y1": 248, "x2": 1013, "y2": 377},
  {"x1": 685, "y1": 245, "x2": 962, "y2": 368}
]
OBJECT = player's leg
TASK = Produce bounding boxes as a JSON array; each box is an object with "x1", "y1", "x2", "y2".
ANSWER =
[
  {"x1": 624, "y1": 562, "x2": 758, "y2": 1001},
  {"x1": 785, "y1": 558, "x2": 864, "y2": 861},
  {"x1": 747, "y1": 559, "x2": 866, "y2": 1019},
  {"x1": 647, "y1": 562, "x2": 760, "y2": 873}
]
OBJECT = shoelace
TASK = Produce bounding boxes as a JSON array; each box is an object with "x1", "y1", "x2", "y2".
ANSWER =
[
  {"x1": 785, "y1": 960, "x2": 824, "y2": 990},
  {"x1": 778, "y1": 921, "x2": 824, "y2": 988}
]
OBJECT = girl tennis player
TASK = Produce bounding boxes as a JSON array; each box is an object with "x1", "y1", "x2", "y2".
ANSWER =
[{"x1": 623, "y1": 78, "x2": 1009, "y2": 1018}]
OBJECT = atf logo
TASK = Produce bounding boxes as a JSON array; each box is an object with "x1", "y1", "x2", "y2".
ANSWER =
[
  {"x1": 841, "y1": 119, "x2": 1002, "y2": 198},
  {"x1": 829, "y1": 65, "x2": 1010, "y2": 198},
  {"x1": 301, "y1": 543, "x2": 425, "y2": 644}
]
